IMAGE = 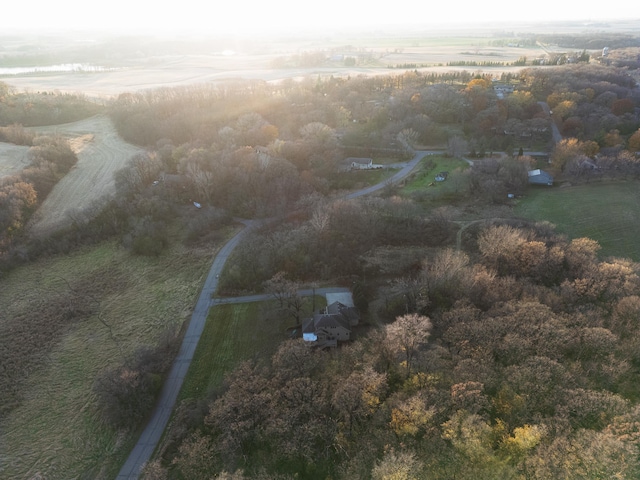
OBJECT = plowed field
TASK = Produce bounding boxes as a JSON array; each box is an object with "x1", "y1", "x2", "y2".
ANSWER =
[
  {"x1": 29, "y1": 115, "x2": 145, "y2": 234},
  {"x1": 0, "y1": 142, "x2": 30, "y2": 178}
]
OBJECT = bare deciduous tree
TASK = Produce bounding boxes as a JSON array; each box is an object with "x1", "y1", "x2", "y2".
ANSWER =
[{"x1": 385, "y1": 313, "x2": 432, "y2": 374}]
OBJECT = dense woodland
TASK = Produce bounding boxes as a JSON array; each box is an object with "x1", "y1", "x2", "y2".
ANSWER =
[
  {"x1": 151, "y1": 227, "x2": 640, "y2": 479},
  {"x1": 112, "y1": 62, "x2": 640, "y2": 478},
  {"x1": 2, "y1": 55, "x2": 640, "y2": 479}
]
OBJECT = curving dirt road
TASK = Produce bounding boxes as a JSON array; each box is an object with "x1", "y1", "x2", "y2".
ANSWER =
[{"x1": 28, "y1": 115, "x2": 145, "y2": 235}]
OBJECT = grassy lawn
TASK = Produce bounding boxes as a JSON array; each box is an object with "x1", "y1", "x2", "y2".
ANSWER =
[
  {"x1": 401, "y1": 155, "x2": 470, "y2": 201},
  {"x1": 180, "y1": 296, "x2": 325, "y2": 401},
  {"x1": 515, "y1": 181, "x2": 640, "y2": 261},
  {"x1": 0, "y1": 237, "x2": 225, "y2": 479},
  {"x1": 329, "y1": 167, "x2": 395, "y2": 191}
]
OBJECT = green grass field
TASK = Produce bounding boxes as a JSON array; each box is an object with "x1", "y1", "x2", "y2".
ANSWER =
[
  {"x1": 515, "y1": 181, "x2": 640, "y2": 261},
  {"x1": 0, "y1": 237, "x2": 225, "y2": 479},
  {"x1": 401, "y1": 155, "x2": 470, "y2": 200},
  {"x1": 180, "y1": 296, "x2": 325, "y2": 401}
]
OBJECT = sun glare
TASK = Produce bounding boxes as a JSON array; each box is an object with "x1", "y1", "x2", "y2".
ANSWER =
[{"x1": 3, "y1": 0, "x2": 635, "y2": 34}]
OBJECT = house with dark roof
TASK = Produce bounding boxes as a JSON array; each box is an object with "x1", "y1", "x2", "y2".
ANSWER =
[{"x1": 302, "y1": 301, "x2": 359, "y2": 347}]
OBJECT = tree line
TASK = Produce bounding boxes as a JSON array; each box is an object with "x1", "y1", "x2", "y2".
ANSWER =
[
  {"x1": 147, "y1": 217, "x2": 640, "y2": 479},
  {"x1": 0, "y1": 135, "x2": 78, "y2": 269},
  {"x1": 0, "y1": 82, "x2": 101, "y2": 126},
  {"x1": 2, "y1": 57, "x2": 640, "y2": 478}
]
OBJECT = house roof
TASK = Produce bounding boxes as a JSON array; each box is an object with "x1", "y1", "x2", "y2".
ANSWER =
[
  {"x1": 528, "y1": 169, "x2": 553, "y2": 178},
  {"x1": 346, "y1": 157, "x2": 373, "y2": 165},
  {"x1": 325, "y1": 292, "x2": 354, "y2": 307},
  {"x1": 326, "y1": 301, "x2": 359, "y2": 324},
  {"x1": 527, "y1": 169, "x2": 553, "y2": 185},
  {"x1": 303, "y1": 312, "x2": 350, "y2": 332},
  {"x1": 302, "y1": 316, "x2": 316, "y2": 334},
  {"x1": 314, "y1": 313, "x2": 351, "y2": 330},
  {"x1": 302, "y1": 296, "x2": 360, "y2": 343}
]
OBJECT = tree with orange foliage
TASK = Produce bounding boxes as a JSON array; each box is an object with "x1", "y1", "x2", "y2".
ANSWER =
[{"x1": 628, "y1": 128, "x2": 640, "y2": 152}]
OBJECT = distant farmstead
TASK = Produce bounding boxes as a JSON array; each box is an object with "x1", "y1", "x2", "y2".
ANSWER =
[
  {"x1": 528, "y1": 169, "x2": 554, "y2": 186},
  {"x1": 493, "y1": 83, "x2": 515, "y2": 99},
  {"x1": 348, "y1": 157, "x2": 373, "y2": 169},
  {"x1": 343, "y1": 157, "x2": 383, "y2": 170}
]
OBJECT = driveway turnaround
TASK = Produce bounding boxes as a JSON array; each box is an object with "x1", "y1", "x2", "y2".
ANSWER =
[{"x1": 117, "y1": 153, "x2": 427, "y2": 479}]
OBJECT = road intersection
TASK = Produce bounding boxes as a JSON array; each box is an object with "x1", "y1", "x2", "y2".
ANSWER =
[{"x1": 117, "y1": 152, "x2": 429, "y2": 478}]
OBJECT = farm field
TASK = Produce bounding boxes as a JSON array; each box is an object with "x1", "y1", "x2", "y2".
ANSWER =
[
  {"x1": 0, "y1": 141, "x2": 30, "y2": 178},
  {"x1": 0, "y1": 33, "x2": 581, "y2": 98},
  {"x1": 515, "y1": 181, "x2": 640, "y2": 261},
  {"x1": 0, "y1": 237, "x2": 224, "y2": 479},
  {"x1": 27, "y1": 115, "x2": 145, "y2": 235}
]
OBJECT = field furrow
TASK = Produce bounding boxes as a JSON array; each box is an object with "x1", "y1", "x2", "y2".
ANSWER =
[{"x1": 28, "y1": 115, "x2": 145, "y2": 234}]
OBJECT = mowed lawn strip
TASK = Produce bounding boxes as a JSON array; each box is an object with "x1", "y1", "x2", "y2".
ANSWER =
[
  {"x1": 180, "y1": 297, "x2": 325, "y2": 401},
  {"x1": 515, "y1": 181, "x2": 640, "y2": 261},
  {"x1": 401, "y1": 156, "x2": 469, "y2": 195},
  {"x1": 0, "y1": 238, "x2": 222, "y2": 479},
  {"x1": 180, "y1": 303, "x2": 264, "y2": 400}
]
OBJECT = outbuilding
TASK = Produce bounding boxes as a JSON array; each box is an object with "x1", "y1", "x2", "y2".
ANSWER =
[
  {"x1": 347, "y1": 157, "x2": 374, "y2": 170},
  {"x1": 527, "y1": 169, "x2": 554, "y2": 186}
]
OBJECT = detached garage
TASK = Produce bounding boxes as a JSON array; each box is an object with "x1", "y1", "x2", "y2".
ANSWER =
[{"x1": 528, "y1": 169, "x2": 554, "y2": 186}]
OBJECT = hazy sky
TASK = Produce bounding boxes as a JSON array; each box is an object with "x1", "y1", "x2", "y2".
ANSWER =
[{"x1": 2, "y1": 0, "x2": 637, "y2": 34}]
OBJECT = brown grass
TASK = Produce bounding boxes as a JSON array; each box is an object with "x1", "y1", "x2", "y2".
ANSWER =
[{"x1": 0, "y1": 236, "x2": 224, "y2": 479}]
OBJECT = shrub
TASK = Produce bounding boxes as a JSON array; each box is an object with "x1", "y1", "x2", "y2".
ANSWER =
[
  {"x1": 124, "y1": 217, "x2": 169, "y2": 256},
  {"x1": 93, "y1": 328, "x2": 179, "y2": 429},
  {"x1": 93, "y1": 365, "x2": 161, "y2": 428},
  {"x1": 0, "y1": 124, "x2": 35, "y2": 145},
  {"x1": 183, "y1": 207, "x2": 232, "y2": 245}
]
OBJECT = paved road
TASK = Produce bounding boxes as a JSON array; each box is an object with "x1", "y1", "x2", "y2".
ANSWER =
[
  {"x1": 116, "y1": 220, "x2": 258, "y2": 479},
  {"x1": 538, "y1": 101, "x2": 563, "y2": 144},
  {"x1": 117, "y1": 153, "x2": 426, "y2": 479},
  {"x1": 344, "y1": 150, "x2": 434, "y2": 199}
]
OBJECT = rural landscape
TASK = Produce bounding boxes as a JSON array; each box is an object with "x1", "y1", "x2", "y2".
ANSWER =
[{"x1": 2, "y1": 18, "x2": 640, "y2": 480}]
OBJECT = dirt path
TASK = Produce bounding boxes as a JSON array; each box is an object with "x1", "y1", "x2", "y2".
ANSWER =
[{"x1": 28, "y1": 115, "x2": 145, "y2": 235}]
